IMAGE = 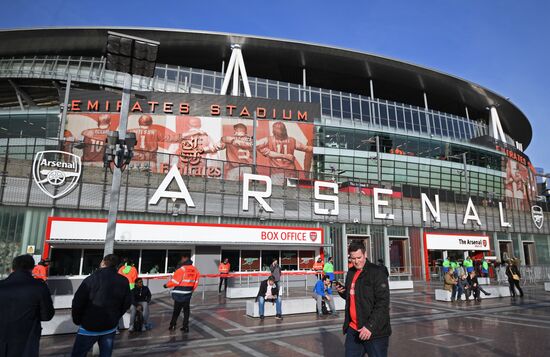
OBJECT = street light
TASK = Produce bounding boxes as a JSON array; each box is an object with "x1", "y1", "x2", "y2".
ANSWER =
[{"x1": 102, "y1": 32, "x2": 159, "y2": 256}]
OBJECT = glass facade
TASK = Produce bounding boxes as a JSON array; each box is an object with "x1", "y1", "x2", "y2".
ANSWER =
[{"x1": 0, "y1": 55, "x2": 488, "y2": 144}]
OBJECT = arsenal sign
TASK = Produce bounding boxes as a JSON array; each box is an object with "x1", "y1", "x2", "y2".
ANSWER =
[
  {"x1": 532, "y1": 205, "x2": 544, "y2": 230},
  {"x1": 32, "y1": 150, "x2": 81, "y2": 199}
]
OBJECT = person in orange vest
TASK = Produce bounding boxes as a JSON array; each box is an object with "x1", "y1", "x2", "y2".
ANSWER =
[
  {"x1": 118, "y1": 258, "x2": 138, "y2": 290},
  {"x1": 313, "y1": 258, "x2": 324, "y2": 280},
  {"x1": 218, "y1": 258, "x2": 230, "y2": 294},
  {"x1": 32, "y1": 259, "x2": 50, "y2": 281},
  {"x1": 163, "y1": 254, "x2": 200, "y2": 332}
]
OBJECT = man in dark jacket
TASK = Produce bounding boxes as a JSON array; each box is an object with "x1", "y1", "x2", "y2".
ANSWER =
[
  {"x1": 505, "y1": 260, "x2": 524, "y2": 297},
  {"x1": 129, "y1": 278, "x2": 152, "y2": 332},
  {"x1": 70, "y1": 254, "x2": 131, "y2": 357},
  {"x1": 0, "y1": 254, "x2": 54, "y2": 357},
  {"x1": 256, "y1": 276, "x2": 282, "y2": 320},
  {"x1": 336, "y1": 240, "x2": 391, "y2": 357}
]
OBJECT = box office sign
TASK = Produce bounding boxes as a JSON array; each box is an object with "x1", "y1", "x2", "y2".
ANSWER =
[
  {"x1": 425, "y1": 233, "x2": 490, "y2": 251},
  {"x1": 47, "y1": 218, "x2": 323, "y2": 246}
]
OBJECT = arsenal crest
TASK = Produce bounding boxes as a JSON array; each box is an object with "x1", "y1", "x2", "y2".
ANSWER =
[
  {"x1": 531, "y1": 205, "x2": 544, "y2": 230},
  {"x1": 32, "y1": 150, "x2": 82, "y2": 199}
]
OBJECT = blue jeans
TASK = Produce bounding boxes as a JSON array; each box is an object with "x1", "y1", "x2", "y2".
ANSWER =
[
  {"x1": 71, "y1": 332, "x2": 116, "y2": 357},
  {"x1": 345, "y1": 329, "x2": 389, "y2": 357},
  {"x1": 450, "y1": 285, "x2": 458, "y2": 301},
  {"x1": 258, "y1": 296, "x2": 282, "y2": 316}
]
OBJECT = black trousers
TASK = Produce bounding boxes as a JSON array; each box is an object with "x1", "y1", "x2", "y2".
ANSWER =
[
  {"x1": 509, "y1": 280, "x2": 524, "y2": 297},
  {"x1": 219, "y1": 277, "x2": 228, "y2": 292},
  {"x1": 170, "y1": 299, "x2": 191, "y2": 327}
]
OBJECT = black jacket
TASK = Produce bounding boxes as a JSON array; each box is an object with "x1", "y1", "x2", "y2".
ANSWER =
[
  {"x1": 338, "y1": 263, "x2": 391, "y2": 338},
  {"x1": 505, "y1": 265, "x2": 521, "y2": 282},
  {"x1": 131, "y1": 286, "x2": 152, "y2": 305},
  {"x1": 256, "y1": 279, "x2": 279, "y2": 301},
  {"x1": 0, "y1": 270, "x2": 55, "y2": 357},
  {"x1": 72, "y1": 266, "x2": 131, "y2": 332},
  {"x1": 467, "y1": 275, "x2": 479, "y2": 289}
]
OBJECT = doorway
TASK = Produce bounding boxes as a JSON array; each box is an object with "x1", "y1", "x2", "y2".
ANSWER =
[
  {"x1": 499, "y1": 241, "x2": 513, "y2": 262},
  {"x1": 346, "y1": 234, "x2": 371, "y2": 262},
  {"x1": 522, "y1": 242, "x2": 536, "y2": 266}
]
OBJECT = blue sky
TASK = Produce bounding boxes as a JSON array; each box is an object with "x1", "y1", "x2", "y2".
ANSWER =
[{"x1": 1, "y1": 0, "x2": 549, "y2": 170}]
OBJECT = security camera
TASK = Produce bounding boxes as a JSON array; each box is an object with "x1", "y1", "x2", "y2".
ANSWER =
[{"x1": 353, "y1": 218, "x2": 360, "y2": 224}]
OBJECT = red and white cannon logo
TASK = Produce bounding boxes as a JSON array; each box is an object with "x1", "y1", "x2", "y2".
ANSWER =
[{"x1": 33, "y1": 150, "x2": 81, "y2": 199}]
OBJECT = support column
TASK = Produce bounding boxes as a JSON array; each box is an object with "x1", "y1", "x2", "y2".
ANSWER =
[
  {"x1": 369, "y1": 79, "x2": 374, "y2": 99},
  {"x1": 383, "y1": 226, "x2": 390, "y2": 275}
]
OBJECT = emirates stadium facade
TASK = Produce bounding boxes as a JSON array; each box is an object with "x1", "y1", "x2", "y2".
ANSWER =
[{"x1": 0, "y1": 27, "x2": 548, "y2": 290}]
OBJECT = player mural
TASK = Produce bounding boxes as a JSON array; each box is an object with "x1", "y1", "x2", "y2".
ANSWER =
[
  {"x1": 505, "y1": 157, "x2": 538, "y2": 211},
  {"x1": 64, "y1": 113, "x2": 314, "y2": 183}
]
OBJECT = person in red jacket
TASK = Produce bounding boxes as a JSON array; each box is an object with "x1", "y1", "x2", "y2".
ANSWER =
[
  {"x1": 32, "y1": 259, "x2": 50, "y2": 281},
  {"x1": 313, "y1": 258, "x2": 324, "y2": 280},
  {"x1": 163, "y1": 254, "x2": 200, "y2": 332},
  {"x1": 118, "y1": 258, "x2": 138, "y2": 290},
  {"x1": 218, "y1": 258, "x2": 231, "y2": 294}
]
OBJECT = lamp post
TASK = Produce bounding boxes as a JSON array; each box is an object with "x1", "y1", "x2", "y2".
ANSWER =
[{"x1": 102, "y1": 32, "x2": 159, "y2": 256}]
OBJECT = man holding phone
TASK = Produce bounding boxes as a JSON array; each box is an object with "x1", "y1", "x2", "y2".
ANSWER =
[{"x1": 336, "y1": 240, "x2": 391, "y2": 357}]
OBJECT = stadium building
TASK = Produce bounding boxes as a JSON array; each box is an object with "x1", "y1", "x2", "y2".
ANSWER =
[{"x1": 0, "y1": 27, "x2": 548, "y2": 290}]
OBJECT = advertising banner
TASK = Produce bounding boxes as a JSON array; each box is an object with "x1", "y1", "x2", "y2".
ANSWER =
[
  {"x1": 64, "y1": 112, "x2": 314, "y2": 180},
  {"x1": 63, "y1": 89, "x2": 317, "y2": 181},
  {"x1": 425, "y1": 233, "x2": 490, "y2": 251}
]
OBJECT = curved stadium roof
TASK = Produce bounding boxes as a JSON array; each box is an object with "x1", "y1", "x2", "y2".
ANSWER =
[{"x1": 0, "y1": 27, "x2": 532, "y2": 147}]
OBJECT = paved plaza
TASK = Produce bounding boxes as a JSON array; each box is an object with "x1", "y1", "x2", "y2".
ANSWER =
[{"x1": 39, "y1": 282, "x2": 550, "y2": 356}]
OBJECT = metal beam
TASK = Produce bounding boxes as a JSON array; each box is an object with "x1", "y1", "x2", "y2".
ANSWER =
[{"x1": 8, "y1": 79, "x2": 36, "y2": 107}]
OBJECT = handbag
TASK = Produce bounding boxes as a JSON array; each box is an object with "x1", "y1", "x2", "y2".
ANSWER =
[{"x1": 512, "y1": 274, "x2": 520, "y2": 281}]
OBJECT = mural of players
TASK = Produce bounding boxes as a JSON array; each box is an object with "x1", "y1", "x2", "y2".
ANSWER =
[
  {"x1": 127, "y1": 114, "x2": 167, "y2": 171},
  {"x1": 218, "y1": 120, "x2": 254, "y2": 180},
  {"x1": 256, "y1": 121, "x2": 313, "y2": 184},
  {"x1": 505, "y1": 158, "x2": 537, "y2": 211},
  {"x1": 176, "y1": 116, "x2": 222, "y2": 177}
]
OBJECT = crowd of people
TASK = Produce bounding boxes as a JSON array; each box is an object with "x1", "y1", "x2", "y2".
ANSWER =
[
  {"x1": 442, "y1": 256, "x2": 525, "y2": 301},
  {"x1": 4, "y1": 245, "x2": 533, "y2": 357}
]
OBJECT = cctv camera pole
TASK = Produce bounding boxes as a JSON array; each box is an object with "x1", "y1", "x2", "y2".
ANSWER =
[{"x1": 104, "y1": 73, "x2": 132, "y2": 256}]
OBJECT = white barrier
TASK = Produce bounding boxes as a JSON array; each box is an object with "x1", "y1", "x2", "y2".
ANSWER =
[
  {"x1": 435, "y1": 286, "x2": 510, "y2": 302},
  {"x1": 52, "y1": 295, "x2": 73, "y2": 309},
  {"x1": 246, "y1": 296, "x2": 345, "y2": 317},
  {"x1": 41, "y1": 312, "x2": 131, "y2": 336},
  {"x1": 544, "y1": 282, "x2": 550, "y2": 292},
  {"x1": 389, "y1": 280, "x2": 414, "y2": 290}
]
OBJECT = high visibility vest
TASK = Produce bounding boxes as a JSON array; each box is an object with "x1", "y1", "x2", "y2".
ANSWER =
[
  {"x1": 32, "y1": 265, "x2": 47, "y2": 281},
  {"x1": 313, "y1": 262, "x2": 324, "y2": 271},
  {"x1": 450, "y1": 262, "x2": 458, "y2": 271},
  {"x1": 118, "y1": 264, "x2": 138, "y2": 289},
  {"x1": 167, "y1": 265, "x2": 200, "y2": 294},
  {"x1": 442, "y1": 260, "x2": 450, "y2": 268},
  {"x1": 482, "y1": 261, "x2": 489, "y2": 270},
  {"x1": 323, "y1": 262, "x2": 334, "y2": 273},
  {"x1": 219, "y1": 263, "x2": 230, "y2": 274},
  {"x1": 463, "y1": 259, "x2": 473, "y2": 268}
]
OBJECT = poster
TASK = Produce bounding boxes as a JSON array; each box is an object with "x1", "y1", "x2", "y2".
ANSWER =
[{"x1": 64, "y1": 113, "x2": 314, "y2": 182}]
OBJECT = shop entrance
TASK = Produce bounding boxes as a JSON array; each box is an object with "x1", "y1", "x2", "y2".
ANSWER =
[
  {"x1": 346, "y1": 234, "x2": 371, "y2": 261},
  {"x1": 499, "y1": 240, "x2": 514, "y2": 262},
  {"x1": 522, "y1": 242, "x2": 536, "y2": 266},
  {"x1": 427, "y1": 250, "x2": 443, "y2": 280}
]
